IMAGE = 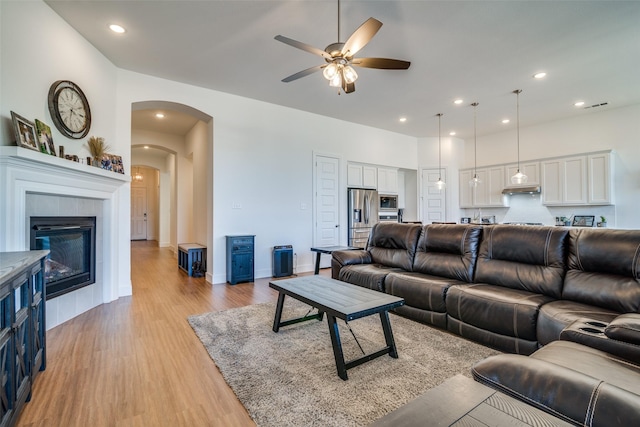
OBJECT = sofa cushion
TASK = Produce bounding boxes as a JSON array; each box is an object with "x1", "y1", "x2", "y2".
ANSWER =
[
  {"x1": 412, "y1": 224, "x2": 482, "y2": 282},
  {"x1": 537, "y1": 299, "x2": 619, "y2": 345},
  {"x1": 447, "y1": 316, "x2": 539, "y2": 355},
  {"x1": 446, "y1": 284, "x2": 554, "y2": 343},
  {"x1": 385, "y1": 271, "x2": 467, "y2": 313},
  {"x1": 472, "y1": 340, "x2": 640, "y2": 426},
  {"x1": 563, "y1": 228, "x2": 640, "y2": 313},
  {"x1": 338, "y1": 264, "x2": 402, "y2": 292},
  {"x1": 367, "y1": 223, "x2": 422, "y2": 271},
  {"x1": 475, "y1": 225, "x2": 569, "y2": 299}
]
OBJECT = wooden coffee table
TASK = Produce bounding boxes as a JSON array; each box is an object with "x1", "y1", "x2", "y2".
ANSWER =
[{"x1": 269, "y1": 275, "x2": 404, "y2": 380}]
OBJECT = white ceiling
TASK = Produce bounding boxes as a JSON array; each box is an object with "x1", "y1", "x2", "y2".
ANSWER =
[{"x1": 45, "y1": 1, "x2": 640, "y2": 139}]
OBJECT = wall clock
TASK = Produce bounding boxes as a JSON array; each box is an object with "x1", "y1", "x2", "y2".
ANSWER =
[{"x1": 47, "y1": 80, "x2": 92, "y2": 139}]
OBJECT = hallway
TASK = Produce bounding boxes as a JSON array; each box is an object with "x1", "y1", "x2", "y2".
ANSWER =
[{"x1": 17, "y1": 241, "x2": 283, "y2": 426}]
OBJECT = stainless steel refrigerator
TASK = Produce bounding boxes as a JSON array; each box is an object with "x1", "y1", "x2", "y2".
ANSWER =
[{"x1": 348, "y1": 188, "x2": 379, "y2": 248}]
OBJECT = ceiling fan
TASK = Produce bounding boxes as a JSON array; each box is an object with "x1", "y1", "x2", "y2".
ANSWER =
[{"x1": 274, "y1": 0, "x2": 411, "y2": 94}]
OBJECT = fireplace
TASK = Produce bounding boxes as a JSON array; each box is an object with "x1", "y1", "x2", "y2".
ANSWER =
[{"x1": 30, "y1": 216, "x2": 96, "y2": 300}]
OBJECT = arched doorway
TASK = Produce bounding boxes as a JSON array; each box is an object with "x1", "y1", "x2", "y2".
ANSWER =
[{"x1": 130, "y1": 101, "x2": 214, "y2": 282}]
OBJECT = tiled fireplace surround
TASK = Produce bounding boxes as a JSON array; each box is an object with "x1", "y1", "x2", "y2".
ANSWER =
[{"x1": 0, "y1": 147, "x2": 131, "y2": 329}]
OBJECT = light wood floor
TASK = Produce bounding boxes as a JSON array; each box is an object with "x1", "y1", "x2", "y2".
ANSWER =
[{"x1": 17, "y1": 241, "x2": 323, "y2": 426}]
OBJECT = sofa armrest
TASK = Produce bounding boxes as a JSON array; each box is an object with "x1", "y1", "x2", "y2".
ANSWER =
[
  {"x1": 330, "y1": 250, "x2": 371, "y2": 279},
  {"x1": 472, "y1": 353, "x2": 640, "y2": 426},
  {"x1": 605, "y1": 313, "x2": 640, "y2": 345},
  {"x1": 560, "y1": 317, "x2": 640, "y2": 364}
]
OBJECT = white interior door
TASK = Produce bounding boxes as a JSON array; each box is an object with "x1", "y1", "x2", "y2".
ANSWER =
[
  {"x1": 421, "y1": 168, "x2": 446, "y2": 223},
  {"x1": 131, "y1": 187, "x2": 148, "y2": 240},
  {"x1": 314, "y1": 154, "x2": 340, "y2": 262}
]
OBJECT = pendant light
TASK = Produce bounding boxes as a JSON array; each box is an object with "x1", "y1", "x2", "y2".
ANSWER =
[
  {"x1": 435, "y1": 113, "x2": 446, "y2": 191},
  {"x1": 469, "y1": 102, "x2": 481, "y2": 187},
  {"x1": 133, "y1": 166, "x2": 143, "y2": 182},
  {"x1": 511, "y1": 89, "x2": 528, "y2": 184}
]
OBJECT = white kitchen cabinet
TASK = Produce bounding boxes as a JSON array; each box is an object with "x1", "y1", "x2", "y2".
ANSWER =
[
  {"x1": 363, "y1": 166, "x2": 377, "y2": 188},
  {"x1": 588, "y1": 152, "x2": 614, "y2": 204},
  {"x1": 347, "y1": 163, "x2": 363, "y2": 187},
  {"x1": 347, "y1": 163, "x2": 377, "y2": 189},
  {"x1": 542, "y1": 156, "x2": 587, "y2": 205},
  {"x1": 377, "y1": 167, "x2": 398, "y2": 194},
  {"x1": 458, "y1": 166, "x2": 506, "y2": 208},
  {"x1": 505, "y1": 161, "x2": 540, "y2": 186}
]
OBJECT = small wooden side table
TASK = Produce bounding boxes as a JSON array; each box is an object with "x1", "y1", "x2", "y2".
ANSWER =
[
  {"x1": 310, "y1": 245, "x2": 360, "y2": 274},
  {"x1": 178, "y1": 243, "x2": 207, "y2": 277}
]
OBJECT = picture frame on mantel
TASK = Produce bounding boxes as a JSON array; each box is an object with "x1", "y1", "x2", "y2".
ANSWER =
[
  {"x1": 11, "y1": 111, "x2": 39, "y2": 151},
  {"x1": 35, "y1": 119, "x2": 57, "y2": 156}
]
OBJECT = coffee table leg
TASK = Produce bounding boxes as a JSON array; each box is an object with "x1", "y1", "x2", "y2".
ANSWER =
[
  {"x1": 380, "y1": 311, "x2": 398, "y2": 358},
  {"x1": 327, "y1": 315, "x2": 348, "y2": 380},
  {"x1": 272, "y1": 292, "x2": 286, "y2": 333}
]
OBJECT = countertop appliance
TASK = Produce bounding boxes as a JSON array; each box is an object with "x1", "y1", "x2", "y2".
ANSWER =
[{"x1": 348, "y1": 188, "x2": 379, "y2": 248}]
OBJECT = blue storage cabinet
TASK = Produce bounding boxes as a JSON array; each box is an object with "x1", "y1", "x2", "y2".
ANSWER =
[
  {"x1": 178, "y1": 243, "x2": 207, "y2": 277},
  {"x1": 226, "y1": 235, "x2": 255, "y2": 285}
]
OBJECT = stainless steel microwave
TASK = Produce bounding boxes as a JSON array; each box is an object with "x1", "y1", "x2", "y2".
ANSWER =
[{"x1": 379, "y1": 194, "x2": 398, "y2": 211}]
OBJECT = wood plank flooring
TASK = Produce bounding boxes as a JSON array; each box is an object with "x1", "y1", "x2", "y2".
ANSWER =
[{"x1": 17, "y1": 241, "x2": 324, "y2": 426}]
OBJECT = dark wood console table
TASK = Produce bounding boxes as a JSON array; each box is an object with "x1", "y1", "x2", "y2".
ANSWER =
[{"x1": 0, "y1": 251, "x2": 48, "y2": 426}]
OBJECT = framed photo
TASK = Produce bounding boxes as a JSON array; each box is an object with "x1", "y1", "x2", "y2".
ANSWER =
[
  {"x1": 11, "y1": 111, "x2": 39, "y2": 151},
  {"x1": 35, "y1": 119, "x2": 57, "y2": 156},
  {"x1": 460, "y1": 217, "x2": 471, "y2": 224},
  {"x1": 572, "y1": 215, "x2": 595, "y2": 227},
  {"x1": 110, "y1": 154, "x2": 124, "y2": 174},
  {"x1": 100, "y1": 153, "x2": 113, "y2": 171}
]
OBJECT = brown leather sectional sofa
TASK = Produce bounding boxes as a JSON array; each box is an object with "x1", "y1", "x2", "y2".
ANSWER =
[{"x1": 331, "y1": 222, "x2": 640, "y2": 426}]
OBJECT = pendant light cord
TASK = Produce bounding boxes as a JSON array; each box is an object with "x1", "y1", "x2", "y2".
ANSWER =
[
  {"x1": 437, "y1": 113, "x2": 443, "y2": 179},
  {"x1": 514, "y1": 89, "x2": 522, "y2": 171},
  {"x1": 471, "y1": 102, "x2": 478, "y2": 175}
]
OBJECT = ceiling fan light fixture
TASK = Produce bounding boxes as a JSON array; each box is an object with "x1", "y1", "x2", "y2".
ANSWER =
[
  {"x1": 343, "y1": 65, "x2": 358, "y2": 84},
  {"x1": 323, "y1": 62, "x2": 339, "y2": 80},
  {"x1": 329, "y1": 71, "x2": 342, "y2": 88}
]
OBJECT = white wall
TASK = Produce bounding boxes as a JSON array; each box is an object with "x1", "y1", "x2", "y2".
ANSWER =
[
  {"x1": 462, "y1": 104, "x2": 640, "y2": 229},
  {"x1": 185, "y1": 121, "x2": 208, "y2": 246}
]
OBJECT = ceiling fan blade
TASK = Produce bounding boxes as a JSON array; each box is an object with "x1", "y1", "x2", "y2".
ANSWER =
[
  {"x1": 274, "y1": 35, "x2": 332, "y2": 60},
  {"x1": 352, "y1": 57, "x2": 411, "y2": 70},
  {"x1": 341, "y1": 18, "x2": 383, "y2": 58},
  {"x1": 281, "y1": 64, "x2": 325, "y2": 83}
]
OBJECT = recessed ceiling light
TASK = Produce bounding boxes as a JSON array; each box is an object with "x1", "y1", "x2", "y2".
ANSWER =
[
  {"x1": 501, "y1": 119, "x2": 510, "y2": 124},
  {"x1": 574, "y1": 101, "x2": 585, "y2": 107},
  {"x1": 533, "y1": 72, "x2": 547, "y2": 79},
  {"x1": 399, "y1": 117, "x2": 407, "y2": 122},
  {"x1": 453, "y1": 99, "x2": 464, "y2": 105},
  {"x1": 143, "y1": 146, "x2": 149, "y2": 149},
  {"x1": 449, "y1": 131, "x2": 456, "y2": 136},
  {"x1": 109, "y1": 24, "x2": 126, "y2": 34},
  {"x1": 155, "y1": 113, "x2": 165, "y2": 119}
]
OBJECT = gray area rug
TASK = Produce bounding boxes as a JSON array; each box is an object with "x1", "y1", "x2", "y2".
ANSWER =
[{"x1": 188, "y1": 301, "x2": 499, "y2": 426}]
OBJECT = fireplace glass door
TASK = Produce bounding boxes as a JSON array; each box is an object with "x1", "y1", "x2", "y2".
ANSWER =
[{"x1": 30, "y1": 217, "x2": 96, "y2": 299}]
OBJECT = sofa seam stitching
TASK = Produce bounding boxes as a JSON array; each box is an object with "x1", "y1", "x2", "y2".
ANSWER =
[{"x1": 471, "y1": 369, "x2": 580, "y2": 425}]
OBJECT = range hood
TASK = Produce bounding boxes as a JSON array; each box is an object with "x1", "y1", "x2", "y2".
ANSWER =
[{"x1": 502, "y1": 185, "x2": 541, "y2": 195}]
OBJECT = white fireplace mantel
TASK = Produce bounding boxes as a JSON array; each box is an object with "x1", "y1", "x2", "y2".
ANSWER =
[{"x1": 0, "y1": 146, "x2": 131, "y2": 326}]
